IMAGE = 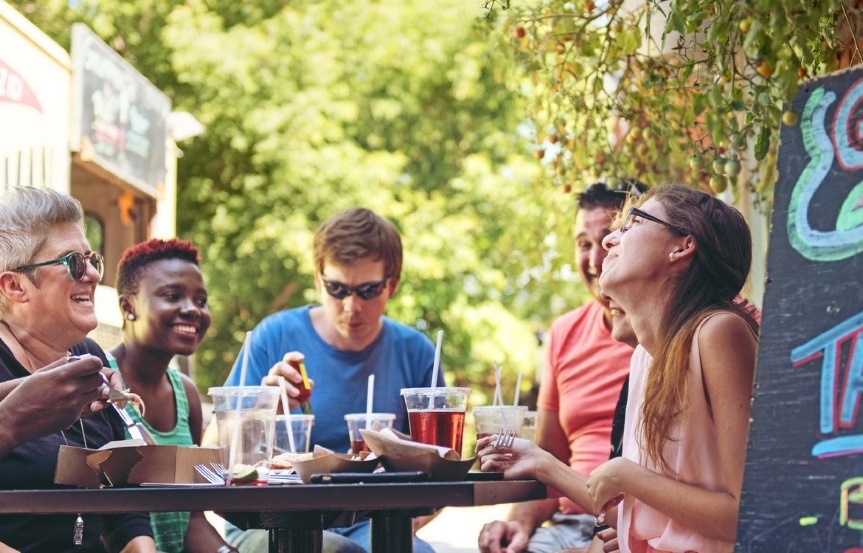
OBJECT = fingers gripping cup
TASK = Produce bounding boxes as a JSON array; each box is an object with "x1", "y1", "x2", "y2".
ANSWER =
[
  {"x1": 345, "y1": 413, "x2": 396, "y2": 455},
  {"x1": 472, "y1": 405, "x2": 527, "y2": 441},
  {"x1": 208, "y1": 386, "x2": 280, "y2": 485},
  {"x1": 401, "y1": 387, "x2": 471, "y2": 456}
]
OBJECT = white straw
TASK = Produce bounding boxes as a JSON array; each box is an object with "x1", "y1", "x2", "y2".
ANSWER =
[
  {"x1": 366, "y1": 374, "x2": 375, "y2": 428},
  {"x1": 430, "y1": 330, "x2": 444, "y2": 409},
  {"x1": 430, "y1": 330, "x2": 443, "y2": 387},
  {"x1": 228, "y1": 332, "x2": 253, "y2": 478},
  {"x1": 278, "y1": 376, "x2": 296, "y2": 453},
  {"x1": 513, "y1": 369, "x2": 523, "y2": 407}
]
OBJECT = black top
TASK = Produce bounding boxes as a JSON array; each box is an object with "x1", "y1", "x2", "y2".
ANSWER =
[
  {"x1": 609, "y1": 375, "x2": 629, "y2": 460},
  {"x1": 0, "y1": 337, "x2": 152, "y2": 552}
]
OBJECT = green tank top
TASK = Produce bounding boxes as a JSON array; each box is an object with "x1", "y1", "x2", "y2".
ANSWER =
[{"x1": 106, "y1": 354, "x2": 193, "y2": 552}]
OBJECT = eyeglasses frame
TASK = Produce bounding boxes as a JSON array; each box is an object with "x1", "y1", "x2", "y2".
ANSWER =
[
  {"x1": 625, "y1": 207, "x2": 688, "y2": 236},
  {"x1": 12, "y1": 251, "x2": 105, "y2": 282}
]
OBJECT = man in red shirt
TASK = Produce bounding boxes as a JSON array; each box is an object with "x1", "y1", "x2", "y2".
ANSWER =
[{"x1": 478, "y1": 180, "x2": 646, "y2": 553}]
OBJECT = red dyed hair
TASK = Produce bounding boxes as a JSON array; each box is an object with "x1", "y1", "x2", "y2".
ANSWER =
[{"x1": 116, "y1": 238, "x2": 200, "y2": 295}]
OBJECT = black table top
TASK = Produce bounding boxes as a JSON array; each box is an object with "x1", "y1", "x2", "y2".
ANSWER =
[{"x1": 0, "y1": 479, "x2": 547, "y2": 515}]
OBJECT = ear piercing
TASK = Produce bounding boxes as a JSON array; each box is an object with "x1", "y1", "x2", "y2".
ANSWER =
[
  {"x1": 669, "y1": 252, "x2": 676, "y2": 261},
  {"x1": 126, "y1": 313, "x2": 136, "y2": 321}
]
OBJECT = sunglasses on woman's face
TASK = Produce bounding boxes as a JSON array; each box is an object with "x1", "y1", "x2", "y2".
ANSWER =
[
  {"x1": 320, "y1": 277, "x2": 389, "y2": 300},
  {"x1": 13, "y1": 251, "x2": 105, "y2": 282}
]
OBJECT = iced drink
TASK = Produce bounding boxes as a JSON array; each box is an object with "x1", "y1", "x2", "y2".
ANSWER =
[
  {"x1": 473, "y1": 405, "x2": 527, "y2": 441},
  {"x1": 401, "y1": 387, "x2": 470, "y2": 456},
  {"x1": 345, "y1": 413, "x2": 395, "y2": 454},
  {"x1": 209, "y1": 386, "x2": 279, "y2": 485}
]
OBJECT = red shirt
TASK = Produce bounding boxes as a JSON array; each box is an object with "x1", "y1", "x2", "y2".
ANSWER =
[{"x1": 538, "y1": 300, "x2": 634, "y2": 514}]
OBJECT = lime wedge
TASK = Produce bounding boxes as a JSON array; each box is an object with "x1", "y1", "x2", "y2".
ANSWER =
[{"x1": 230, "y1": 464, "x2": 258, "y2": 483}]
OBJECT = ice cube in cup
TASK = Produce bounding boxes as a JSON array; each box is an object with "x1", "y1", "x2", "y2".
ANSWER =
[{"x1": 345, "y1": 413, "x2": 396, "y2": 455}]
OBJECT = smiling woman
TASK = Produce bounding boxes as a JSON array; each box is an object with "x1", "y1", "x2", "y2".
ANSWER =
[
  {"x1": 0, "y1": 186, "x2": 156, "y2": 553},
  {"x1": 106, "y1": 237, "x2": 235, "y2": 553}
]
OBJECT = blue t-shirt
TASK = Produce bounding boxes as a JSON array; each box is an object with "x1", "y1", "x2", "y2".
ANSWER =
[{"x1": 224, "y1": 305, "x2": 441, "y2": 453}]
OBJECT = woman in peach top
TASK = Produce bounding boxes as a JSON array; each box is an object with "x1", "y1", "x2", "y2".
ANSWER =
[{"x1": 478, "y1": 184, "x2": 759, "y2": 553}]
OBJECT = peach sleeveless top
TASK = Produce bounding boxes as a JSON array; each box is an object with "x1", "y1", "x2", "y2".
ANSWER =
[{"x1": 618, "y1": 316, "x2": 740, "y2": 553}]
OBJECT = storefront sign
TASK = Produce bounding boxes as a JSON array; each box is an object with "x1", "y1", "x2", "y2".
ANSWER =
[{"x1": 71, "y1": 23, "x2": 169, "y2": 196}]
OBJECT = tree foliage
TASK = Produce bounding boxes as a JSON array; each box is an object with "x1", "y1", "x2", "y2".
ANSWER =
[
  {"x1": 489, "y1": 0, "x2": 862, "y2": 205},
  {"x1": 9, "y1": 0, "x2": 591, "y2": 403}
]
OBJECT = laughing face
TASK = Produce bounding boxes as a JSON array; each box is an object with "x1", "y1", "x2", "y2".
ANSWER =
[
  {"x1": 127, "y1": 258, "x2": 210, "y2": 356},
  {"x1": 25, "y1": 222, "x2": 100, "y2": 345},
  {"x1": 600, "y1": 198, "x2": 684, "y2": 310},
  {"x1": 575, "y1": 206, "x2": 618, "y2": 307}
]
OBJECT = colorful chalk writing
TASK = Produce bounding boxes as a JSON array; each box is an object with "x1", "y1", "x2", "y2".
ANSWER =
[
  {"x1": 788, "y1": 78, "x2": 863, "y2": 261},
  {"x1": 791, "y1": 310, "x2": 863, "y2": 457}
]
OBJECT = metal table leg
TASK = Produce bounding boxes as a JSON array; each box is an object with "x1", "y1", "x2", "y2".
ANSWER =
[
  {"x1": 269, "y1": 528, "x2": 323, "y2": 553},
  {"x1": 370, "y1": 514, "x2": 413, "y2": 553}
]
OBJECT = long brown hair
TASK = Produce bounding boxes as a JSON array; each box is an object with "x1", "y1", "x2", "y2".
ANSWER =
[{"x1": 637, "y1": 184, "x2": 758, "y2": 472}]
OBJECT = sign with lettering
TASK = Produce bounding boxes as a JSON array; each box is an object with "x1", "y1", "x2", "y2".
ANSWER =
[
  {"x1": 737, "y1": 66, "x2": 863, "y2": 552},
  {"x1": 70, "y1": 23, "x2": 169, "y2": 196}
]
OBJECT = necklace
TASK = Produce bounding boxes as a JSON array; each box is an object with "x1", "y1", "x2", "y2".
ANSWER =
[{"x1": 60, "y1": 421, "x2": 88, "y2": 545}]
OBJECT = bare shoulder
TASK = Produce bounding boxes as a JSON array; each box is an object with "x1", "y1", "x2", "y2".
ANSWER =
[
  {"x1": 698, "y1": 311, "x2": 757, "y2": 348},
  {"x1": 178, "y1": 372, "x2": 203, "y2": 406}
]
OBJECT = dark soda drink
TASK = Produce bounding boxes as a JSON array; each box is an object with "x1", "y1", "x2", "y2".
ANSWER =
[
  {"x1": 408, "y1": 410, "x2": 465, "y2": 454},
  {"x1": 351, "y1": 440, "x2": 370, "y2": 454}
]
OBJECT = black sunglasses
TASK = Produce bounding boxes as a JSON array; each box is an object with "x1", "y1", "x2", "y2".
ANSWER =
[
  {"x1": 320, "y1": 277, "x2": 389, "y2": 300},
  {"x1": 13, "y1": 251, "x2": 105, "y2": 282},
  {"x1": 622, "y1": 207, "x2": 688, "y2": 235}
]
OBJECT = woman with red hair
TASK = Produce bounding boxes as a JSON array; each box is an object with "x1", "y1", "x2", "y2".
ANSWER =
[{"x1": 109, "y1": 238, "x2": 236, "y2": 553}]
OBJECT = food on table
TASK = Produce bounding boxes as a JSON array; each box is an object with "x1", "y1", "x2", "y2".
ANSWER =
[{"x1": 270, "y1": 451, "x2": 314, "y2": 470}]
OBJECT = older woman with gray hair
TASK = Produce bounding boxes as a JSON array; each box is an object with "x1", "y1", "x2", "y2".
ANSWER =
[{"x1": 0, "y1": 186, "x2": 156, "y2": 552}]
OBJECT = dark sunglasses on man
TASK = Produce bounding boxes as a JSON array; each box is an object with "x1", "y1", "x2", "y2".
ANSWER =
[
  {"x1": 12, "y1": 251, "x2": 105, "y2": 282},
  {"x1": 320, "y1": 277, "x2": 389, "y2": 300}
]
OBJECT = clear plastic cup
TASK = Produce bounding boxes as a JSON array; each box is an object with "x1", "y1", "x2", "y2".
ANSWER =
[
  {"x1": 274, "y1": 414, "x2": 315, "y2": 454},
  {"x1": 400, "y1": 387, "x2": 471, "y2": 455},
  {"x1": 520, "y1": 410, "x2": 541, "y2": 443},
  {"x1": 345, "y1": 413, "x2": 396, "y2": 455},
  {"x1": 472, "y1": 405, "x2": 528, "y2": 441},
  {"x1": 208, "y1": 386, "x2": 280, "y2": 485}
]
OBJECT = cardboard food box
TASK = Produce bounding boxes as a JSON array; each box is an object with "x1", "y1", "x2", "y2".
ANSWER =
[
  {"x1": 290, "y1": 445, "x2": 380, "y2": 484},
  {"x1": 361, "y1": 428, "x2": 475, "y2": 481},
  {"x1": 55, "y1": 440, "x2": 222, "y2": 488}
]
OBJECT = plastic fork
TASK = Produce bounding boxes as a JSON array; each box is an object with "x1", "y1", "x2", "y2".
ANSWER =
[
  {"x1": 194, "y1": 464, "x2": 224, "y2": 484},
  {"x1": 493, "y1": 427, "x2": 516, "y2": 448}
]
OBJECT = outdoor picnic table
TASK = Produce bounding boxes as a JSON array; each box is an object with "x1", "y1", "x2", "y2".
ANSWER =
[{"x1": 0, "y1": 478, "x2": 547, "y2": 553}]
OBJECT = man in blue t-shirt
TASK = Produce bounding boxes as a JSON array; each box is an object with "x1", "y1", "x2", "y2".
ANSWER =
[{"x1": 223, "y1": 207, "x2": 441, "y2": 553}]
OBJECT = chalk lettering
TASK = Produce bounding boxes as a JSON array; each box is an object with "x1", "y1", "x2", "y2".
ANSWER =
[{"x1": 792, "y1": 310, "x2": 863, "y2": 457}]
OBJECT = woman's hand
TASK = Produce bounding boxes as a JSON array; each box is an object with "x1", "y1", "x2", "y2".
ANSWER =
[
  {"x1": 263, "y1": 352, "x2": 314, "y2": 413},
  {"x1": 586, "y1": 457, "x2": 631, "y2": 514},
  {"x1": 595, "y1": 527, "x2": 620, "y2": 552},
  {"x1": 475, "y1": 434, "x2": 547, "y2": 481}
]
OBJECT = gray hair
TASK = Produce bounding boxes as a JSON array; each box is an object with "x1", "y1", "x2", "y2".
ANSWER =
[{"x1": 0, "y1": 187, "x2": 84, "y2": 316}]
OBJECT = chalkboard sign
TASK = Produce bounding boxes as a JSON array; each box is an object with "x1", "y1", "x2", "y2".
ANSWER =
[
  {"x1": 737, "y1": 66, "x2": 863, "y2": 552},
  {"x1": 70, "y1": 23, "x2": 169, "y2": 196}
]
